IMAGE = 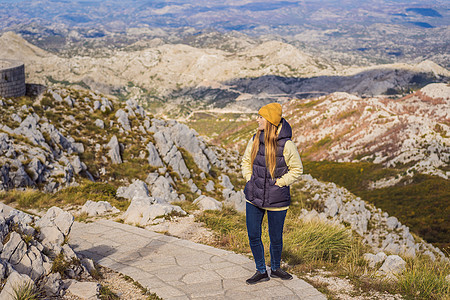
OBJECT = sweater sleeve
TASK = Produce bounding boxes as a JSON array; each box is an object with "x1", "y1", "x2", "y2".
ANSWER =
[
  {"x1": 276, "y1": 140, "x2": 303, "y2": 187},
  {"x1": 241, "y1": 137, "x2": 254, "y2": 182}
]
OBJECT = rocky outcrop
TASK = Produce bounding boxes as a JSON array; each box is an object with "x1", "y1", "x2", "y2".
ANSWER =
[
  {"x1": 0, "y1": 204, "x2": 95, "y2": 298},
  {"x1": 193, "y1": 195, "x2": 223, "y2": 211},
  {"x1": 81, "y1": 200, "x2": 120, "y2": 217},
  {"x1": 284, "y1": 85, "x2": 450, "y2": 180},
  {"x1": 299, "y1": 174, "x2": 448, "y2": 263}
]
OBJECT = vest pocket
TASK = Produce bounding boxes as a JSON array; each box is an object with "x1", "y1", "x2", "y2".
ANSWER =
[
  {"x1": 267, "y1": 178, "x2": 290, "y2": 205},
  {"x1": 244, "y1": 174, "x2": 255, "y2": 201}
]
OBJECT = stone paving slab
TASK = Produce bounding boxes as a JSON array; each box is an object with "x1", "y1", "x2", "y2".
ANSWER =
[{"x1": 69, "y1": 219, "x2": 326, "y2": 300}]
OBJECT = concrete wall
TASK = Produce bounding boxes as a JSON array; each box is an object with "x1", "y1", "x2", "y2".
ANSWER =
[{"x1": 0, "y1": 59, "x2": 26, "y2": 98}]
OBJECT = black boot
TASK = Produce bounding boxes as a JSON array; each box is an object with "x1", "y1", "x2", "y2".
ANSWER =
[
  {"x1": 246, "y1": 271, "x2": 270, "y2": 284},
  {"x1": 270, "y1": 268, "x2": 293, "y2": 280}
]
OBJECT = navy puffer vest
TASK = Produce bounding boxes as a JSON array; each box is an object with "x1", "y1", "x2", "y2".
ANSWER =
[{"x1": 244, "y1": 118, "x2": 292, "y2": 208}]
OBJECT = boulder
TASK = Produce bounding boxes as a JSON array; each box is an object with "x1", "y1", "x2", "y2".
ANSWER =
[
  {"x1": 222, "y1": 189, "x2": 246, "y2": 212},
  {"x1": 153, "y1": 131, "x2": 190, "y2": 178},
  {"x1": 150, "y1": 176, "x2": 179, "y2": 203},
  {"x1": 193, "y1": 195, "x2": 223, "y2": 211},
  {"x1": 1, "y1": 232, "x2": 27, "y2": 265},
  {"x1": 116, "y1": 179, "x2": 149, "y2": 200},
  {"x1": 363, "y1": 252, "x2": 387, "y2": 268},
  {"x1": 386, "y1": 216, "x2": 399, "y2": 230},
  {"x1": 147, "y1": 141, "x2": 164, "y2": 167},
  {"x1": 66, "y1": 280, "x2": 99, "y2": 300},
  {"x1": 42, "y1": 272, "x2": 62, "y2": 297},
  {"x1": 36, "y1": 207, "x2": 74, "y2": 253},
  {"x1": 107, "y1": 135, "x2": 122, "y2": 164},
  {"x1": 220, "y1": 174, "x2": 234, "y2": 190},
  {"x1": 377, "y1": 255, "x2": 406, "y2": 277},
  {"x1": 93, "y1": 100, "x2": 101, "y2": 110},
  {"x1": 94, "y1": 119, "x2": 104, "y2": 129},
  {"x1": 81, "y1": 200, "x2": 120, "y2": 217},
  {"x1": 10, "y1": 164, "x2": 34, "y2": 188},
  {"x1": 115, "y1": 109, "x2": 131, "y2": 131},
  {"x1": 123, "y1": 197, "x2": 185, "y2": 225},
  {"x1": 27, "y1": 157, "x2": 45, "y2": 183},
  {"x1": 205, "y1": 180, "x2": 215, "y2": 192}
]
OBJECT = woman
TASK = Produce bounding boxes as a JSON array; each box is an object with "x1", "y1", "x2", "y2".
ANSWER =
[{"x1": 241, "y1": 102, "x2": 303, "y2": 284}]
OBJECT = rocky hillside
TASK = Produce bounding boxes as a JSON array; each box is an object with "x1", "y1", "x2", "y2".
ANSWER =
[
  {"x1": 1, "y1": 85, "x2": 447, "y2": 253},
  {"x1": 282, "y1": 83, "x2": 450, "y2": 181},
  {"x1": 0, "y1": 31, "x2": 448, "y2": 117}
]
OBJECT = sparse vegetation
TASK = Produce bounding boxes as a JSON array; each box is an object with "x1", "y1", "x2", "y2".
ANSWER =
[
  {"x1": 12, "y1": 281, "x2": 42, "y2": 300},
  {"x1": 303, "y1": 160, "x2": 450, "y2": 252}
]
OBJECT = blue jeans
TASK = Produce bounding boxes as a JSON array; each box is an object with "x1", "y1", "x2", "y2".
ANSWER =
[{"x1": 246, "y1": 202, "x2": 287, "y2": 273}]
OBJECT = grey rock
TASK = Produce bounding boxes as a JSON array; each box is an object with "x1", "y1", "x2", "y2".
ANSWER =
[
  {"x1": 222, "y1": 189, "x2": 246, "y2": 212},
  {"x1": 363, "y1": 252, "x2": 387, "y2": 268},
  {"x1": 423, "y1": 250, "x2": 436, "y2": 261},
  {"x1": 1, "y1": 232, "x2": 27, "y2": 264},
  {"x1": 147, "y1": 142, "x2": 164, "y2": 167},
  {"x1": 10, "y1": 164, "x2": 34, "y2": 188},
  {"x1": 67, "y1": 280, "x2": 99, "y2": 299},
  {"x1": 115, "y1": 109, "x2": 131, "y2": 131},
  {"x1": 38, "y1": 226, "x2": 64, "y2": 252},
  {"x1": 8, "y1": 208, "x2": 34, "y2": 228},
  {"x1": 193, "y1": 195, "x2": 223, "y2": 211},
  {"x1": 64, "y1": 95, "x2": 74, "y2": 107},
  {"x1": 144, "y1": 119, "x2": 151, "y2": 130},
  {"x1": 43, "y1": 272, "x2": 62, "y2": 297},
  {"x1": 27, "y1": 157, "x2": 45, "y2": 183},
  {"x1": 81, "y1": 200, "x2": 120, "y2": 217},
  {"x1": 70, "y1": 156, "x2": 85, "y2": 174},
  {"x1": 377, "y1": 255, "x2": 406, "y2": 277},
  {"x1": 36, "y1": 207, "x2": 74, "y2": 251},
  {"x1": 0, "y1": 133, "x2": 15, "y2": 158},
  {"x1": 116, "y1": 179, "x2": 149, "y2": 200},
  {"x1": 51, "y1": 91, "x2": 63, "y2": 102},
  {"x1": 0, "y1": 260, "x2": 6, "y2": 279},
  {"x1": 11, "y1": 113, "x2": 22, "y2": 123},
  {"x1": 41, "y1": 122, "x2": 77, "y2": 153},
  {"x1": 220, "y1": 174, "x2": 234, "y2": 190},
  {"x1": 107, "y1": 135, "x2": 122, "y2": 164},
  {"x1": 153, "y1": 131, "x2": 190, "y2": 178},
  {"x1": 93, "y1": 100, "x2": 101, "y2": 110},
  {"x1": 386, "y1": 216, "x2": 399, "y2": 230},
  {"x1": 101, "y1": 97, "x2": 113, "y2": 112},
  {"x1": 384, "y1": 242, "x2": 401, "y2": 255},
  {"x1": 0, "y1": 165, "x2": 12, "y2": 190},
  {"x1": 123, "y1": 196, "x2": 185, "y2": 225},
  {"x1": 150, "y1": 176, "x2": 179, "y2": 203},
  {"x1": 62, "y1": 244, "x2": 78, "y2": 261},
  {"x1": 188, "y1": 179, "x2": 199, "y2": 194},
  {"x1": 324, "y1": 195, "x2": 342, "y2": 217},
  {"x1": 205, "y1": 180, "x2": 215, "y2": 192},
  {"x1": 15, "y1": 245, "x2": 46, "y2": 281},
  {"x1": 81, "y1": 258, "x2": 96, "y2": 274},
  {"x1": 94, "y1": 119, "x2": 105, "y2": 129},
  {"x1": 0, "y1": 271, "x2": 34, "y2": 300},
  {"x1": 145, "y1": 172, "x2": 159, "y2": 185}
]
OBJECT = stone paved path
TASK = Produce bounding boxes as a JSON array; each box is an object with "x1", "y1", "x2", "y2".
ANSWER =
[{"x1": 69, "y1": 219, "x2": 326, "y2": 300}]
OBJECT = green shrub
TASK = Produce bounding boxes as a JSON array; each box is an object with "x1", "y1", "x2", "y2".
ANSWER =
[
  {"x1": 283, "y1": 220, "x2": 353, "y2": 264},
  {"x1": 12, "y1": 281, "x2": 41, "y2": 300}
]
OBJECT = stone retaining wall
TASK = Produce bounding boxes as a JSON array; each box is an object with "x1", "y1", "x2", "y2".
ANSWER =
[{"x1": 0, "y1": 59, "x2": 26, "y2": 98}]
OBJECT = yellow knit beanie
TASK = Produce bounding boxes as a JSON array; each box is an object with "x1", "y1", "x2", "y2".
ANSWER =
[{"x1": 258, "y1": 103, "x2": 282, "y2": 126}]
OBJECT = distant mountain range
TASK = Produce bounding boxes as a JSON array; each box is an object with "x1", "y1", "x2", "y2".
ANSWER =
[
  {"x1": 1, "y1": 0, "x2": 449, "y2": 68},
  {"x1": 0, "y1": 31, "x2": 448, "y2": 119}
]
